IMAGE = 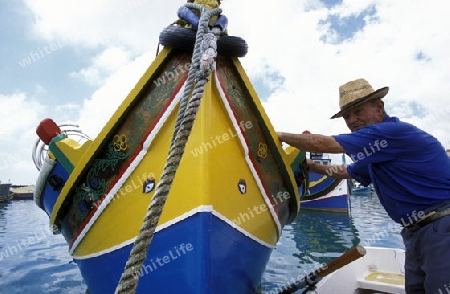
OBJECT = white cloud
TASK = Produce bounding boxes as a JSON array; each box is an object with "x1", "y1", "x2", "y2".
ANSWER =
[
  {"x1": 25, "y1": 0, "x2": 180, "y2": 51},
  {"x1": 0, "y1": 91, "x2": 84, "y2": 184},
  {"x1": 76, "y1": 51, "x2": 156, "y2": 137},
  {"x1": 0, "y1": 93, "x2": 45, "y2": 137},
  {"x1": 0, "y1": 93, "x2": 46, "y2": 184},
  {"x1": 71, "y1": 46, "x2": 133, "y2": 86},
  {"x1": 3, "y1": 0, "x2": 449, "y2": 184}
]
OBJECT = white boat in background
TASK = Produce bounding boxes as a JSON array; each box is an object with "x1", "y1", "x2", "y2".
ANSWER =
[
  {"x1": 348, "y1": 179, "x2": 374, "y2": 196},
  {"x1": 306, "y1": 246, "x2": 405, "y2": 294}
]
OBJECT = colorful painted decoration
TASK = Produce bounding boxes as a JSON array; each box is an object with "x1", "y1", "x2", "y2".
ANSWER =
[
  {"x1": 143, "y1": 177, "x2": 156, "y2": 194},
  {"x1": 257, "y1": 142, "x2": 268, "y2": 160},
  {"x1": 113, "y1": 134, "x2": 128, "y2": 152},
  {"x1": 237, "y1": 179, "x2": 247, "y2": 194}
]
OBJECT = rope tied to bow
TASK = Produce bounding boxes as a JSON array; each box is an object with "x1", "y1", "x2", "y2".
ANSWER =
[{"x1": 114, "y1": 4, "x2": 222, "y2": 294}]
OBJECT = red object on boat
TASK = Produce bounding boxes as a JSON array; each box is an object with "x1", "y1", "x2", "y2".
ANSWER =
[
  {"x1": 36, "y1": 118, "x2": 62, "y2": 145},
  {"x1": 302, "y1": 130, "x2": 311, "y2": 134}
]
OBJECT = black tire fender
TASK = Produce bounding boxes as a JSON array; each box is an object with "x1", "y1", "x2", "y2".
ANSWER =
[{"x1": 159, "y1": 26, "x2": 248, "y2": 57}]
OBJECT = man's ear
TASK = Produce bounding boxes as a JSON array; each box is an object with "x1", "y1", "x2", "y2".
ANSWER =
[{"x1": 377, "y1": 99, "x2": 384, "y2": 115}]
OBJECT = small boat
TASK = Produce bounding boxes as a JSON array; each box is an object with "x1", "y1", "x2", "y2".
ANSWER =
[
  {"x1": 278, "y1": 246, "x2": 405, "y2": 294},
  {"x1": 31, "y1": 3, "x2": 309, "y2": 293},
  {"x1": 293, "y1": 153, "x2": 349, "y2": 212},
  {"x1": 348, "y1": 179, "x2": 373, "y2": 196},
  {"x1": 0, "y1": 183, "x2": 34, "y2": 201},
  {"x1": 301, "y1": 178, "x2": 348, "y2": 212},
  {"x1": 9, "y1": 185, "x2": 35, "y2": 200},
  {"x1": 304, "y1": 246, "x2": 405, "y2": 294}
]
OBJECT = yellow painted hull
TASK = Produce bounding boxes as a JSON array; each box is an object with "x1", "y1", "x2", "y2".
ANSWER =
[{"x1": 35, "y1": 47, "x2": 305, "y2": 293}]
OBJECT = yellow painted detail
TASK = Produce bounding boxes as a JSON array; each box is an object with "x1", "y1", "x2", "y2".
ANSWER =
[
  {"x1": 49, "y1": 48, "x2": 172, "y2": 229},
  {"x1": 309, "y1": 175, "x2": 328, "y2": 188},
  {"x1": 231, "y1": 58, "x2": 300, "y2": 207},
  {"x1": 48, "y1": 152, "x2": 56, "y2": 160},
  {"x1": 365, "y1": 272, "x2": 405, "y2": 286},
  {"x1": 283, "y1": 146, "x2": 300, "y2": 166},
  {"x1": 257, "y1": 142, "x2": 268, "y2": 160},
  {"x1": 73, "y1": 72, "x2": 280, "y2": 257},
  {"x1": 54, "y1": 138, "x2": 92, "y2": 167},
  {"x1": 112, "y1": 134, "x2": 128, "y2": 152}
]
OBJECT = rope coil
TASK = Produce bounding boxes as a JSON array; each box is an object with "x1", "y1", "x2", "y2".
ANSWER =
[{"x1": 114, "y1": 5, "x2": 222, "y2": 294}]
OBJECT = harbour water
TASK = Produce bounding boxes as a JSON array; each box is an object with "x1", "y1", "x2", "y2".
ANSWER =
[{"x1": 0, "y1": 193, "x2": 404, "y2": 294}]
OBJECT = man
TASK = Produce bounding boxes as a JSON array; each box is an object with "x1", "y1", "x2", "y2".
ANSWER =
[{"x1": 277, "y1": 78, "x2": 450, "y2": 293}]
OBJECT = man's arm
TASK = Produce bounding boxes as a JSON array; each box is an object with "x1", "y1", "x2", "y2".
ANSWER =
[
  {"x1": 277, "y1": 132, "x2": 345, "y2": 154},
  {"x1": 307, "y1": 159, "x2": 352, "y2": 179}
]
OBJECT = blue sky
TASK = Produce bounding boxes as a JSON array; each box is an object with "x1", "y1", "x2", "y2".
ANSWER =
[
  {"x1": 1, "y1": 1, "x2": 94, "y2": 106},
  {"x1": 1, "y1": 0, "x2": 449, "y2": 185}
]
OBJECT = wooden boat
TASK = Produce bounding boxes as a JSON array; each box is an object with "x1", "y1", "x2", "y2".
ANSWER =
[
  {"x1": 31, "y1": 3, "x2": 309, "y2": 293},
  {"x1": 278, "y1": 246, "x2": 405, "y2": 294},
  {"x1": 292, "y1": 153, "x2": 349, "y2": 212},
  {"x1": 301, "y1": 177, "x2": 348, "y2": 212},
  {"x1": 304, "y1": 246, "x2": 405, "y2": 294}
]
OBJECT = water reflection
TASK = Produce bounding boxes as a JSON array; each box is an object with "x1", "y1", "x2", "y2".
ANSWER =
[
  {"x1": 0, "y1": 194, "x2": 403, "y2": 294},
  {"x1": 0, "y1": 201, "x2": 86, "y2": 294},
  {"x1": 262, "y1": 209, "x2": 360, "y2": 292},
  {"x1": 290, "y1": 209, "x2": 360, "y2": 266},
  {"x1": 0, "y1": 202, "x2": 9, "y2": 242}
]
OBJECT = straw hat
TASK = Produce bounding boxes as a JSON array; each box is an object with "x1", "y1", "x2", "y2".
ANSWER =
[{"x1": 331, "y1": 78, "x2": 389, "y2": 119}]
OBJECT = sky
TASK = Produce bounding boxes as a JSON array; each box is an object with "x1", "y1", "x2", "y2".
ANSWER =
[{"x1": 1, "y1": 0, "x2": 449, "y2": 185}]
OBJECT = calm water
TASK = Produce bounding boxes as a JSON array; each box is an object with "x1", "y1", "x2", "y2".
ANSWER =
[{"x1": 0, "y1": 193, "x2": 404, "y2": 294}]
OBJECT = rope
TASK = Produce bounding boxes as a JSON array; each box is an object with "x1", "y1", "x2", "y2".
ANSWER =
[
  {"x1": 114, "y1": 5, "x2": 222, "y2": 294},
  {"x1": 171, "y1": 3, "x2": 220, "y2": 144}
]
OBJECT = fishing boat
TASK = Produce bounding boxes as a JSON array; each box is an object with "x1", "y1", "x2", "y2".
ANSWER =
[
  {"x1": 31, "y1": 2, "x2": 309, "y2": 293},
  {"x1": 295, "y1": 153, "x2": 349, "y2": 212},
  {"x1": 304, "y1": 246, "x2": 405, "y2": 294},
  {"x1": 301, "y1": 177, "x2": 348, "y2": 212}
]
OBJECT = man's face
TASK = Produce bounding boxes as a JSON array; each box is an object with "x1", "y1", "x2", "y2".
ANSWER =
[{"x1": 342, "y1": 100, "x2": 385, "y2": 132}]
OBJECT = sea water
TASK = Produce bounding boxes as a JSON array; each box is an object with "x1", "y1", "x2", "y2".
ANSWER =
[{"x1": 0, "y1": 193, "x2": 404, "y2": 293}]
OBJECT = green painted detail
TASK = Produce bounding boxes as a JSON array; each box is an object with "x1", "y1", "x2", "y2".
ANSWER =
[
  {"x1": 59, "y1": 51, "x2": 193, "y2": 242},
  {"x1": 216, "y1": 56, "x2": 303, "y2": 226},
  {"x1": 49, "y1": 134, "x2": 74, "y2": 173},
  {"x1": 73, "y1": 142, "x2": 130, "y2": 221}
]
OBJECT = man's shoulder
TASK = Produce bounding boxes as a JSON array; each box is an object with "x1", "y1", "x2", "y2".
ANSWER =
[{"x1": 373, "y1": 116, "x2": 417, "y2": 133}]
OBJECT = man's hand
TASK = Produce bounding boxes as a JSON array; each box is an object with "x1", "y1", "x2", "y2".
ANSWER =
[{"x1": 276, "y1": 131, "x2": 345, "y2": 154}]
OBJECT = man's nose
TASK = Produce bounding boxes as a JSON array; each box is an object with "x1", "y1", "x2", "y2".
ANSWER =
[{"x1": 344, "y1": 113, "x2": 357, "y2": 126}]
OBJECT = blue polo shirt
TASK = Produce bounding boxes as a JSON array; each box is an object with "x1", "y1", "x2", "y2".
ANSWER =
[{"x1": 333, "y1": 116, "x2": 450, "y2": 224}]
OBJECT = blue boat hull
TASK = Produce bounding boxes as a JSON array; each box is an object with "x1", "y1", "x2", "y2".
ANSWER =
[
  {"x1": 75, "y1": 212, "x2": 272, "y2": 294},
  {"x1": 298, "y1": 169, "x2": 348, "y2": 211}
]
